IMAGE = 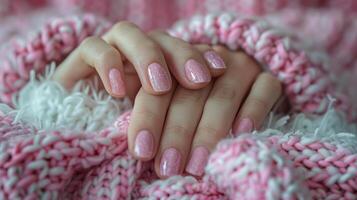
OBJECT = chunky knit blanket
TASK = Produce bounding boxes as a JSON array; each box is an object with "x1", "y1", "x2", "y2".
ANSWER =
[{"x1": 1, "y1": 1, "x2": 357, "y2": 199}]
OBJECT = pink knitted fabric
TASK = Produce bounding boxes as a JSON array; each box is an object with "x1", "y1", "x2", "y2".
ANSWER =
[
  {"x1": 0, "y1": 15, "x2": 111, "y2": 104},
  {"x1": 1, "y1": 12, "x2": 354, "y2": 117},
  {"x1": 1, "y1": 107, "x2": 357, "y2": 199},
  {"x1": 0, "y1": 11, "x2": 356, "y2": 200}
]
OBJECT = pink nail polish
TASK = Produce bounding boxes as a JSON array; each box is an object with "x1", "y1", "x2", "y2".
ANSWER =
[
  {"x1": 184, "y1": 59, "x2": 211, "y2": 83},
  {"x1": 148, "y1": 63, "x2": 171, "y2": 92},
  {"x1": 185, "y1": 146, "x2": 209, "y2": 176},
  {"x1": 109, "y1": 68, "x2": 125, "y2": 96},
  {"x1": 235, "y1": 118, "x2": 254, "y2": 134},
  {"x1": 160, "y1": 148, "x2": 181, "y2": 177},
  {"x1": 134, "y1": 130, "x2": 154, "y2": 159},
  {"x1": 204, "y1": 51, "x2": 226, "y2": 69}
]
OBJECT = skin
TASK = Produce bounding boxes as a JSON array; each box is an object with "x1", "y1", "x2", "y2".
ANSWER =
[{"x1": 53, "y1": 21, "x2": 283, "y2": 178}]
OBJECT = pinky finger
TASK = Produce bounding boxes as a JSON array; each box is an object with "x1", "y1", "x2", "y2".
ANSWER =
[
  {"x1": 195, "y1": 44, "x2": 227, "y2": 77},
  {"x1": 232, "y1": 73, "x2": 282, "y2": 135}
]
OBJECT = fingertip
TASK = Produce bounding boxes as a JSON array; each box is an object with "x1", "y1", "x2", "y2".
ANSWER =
[
  {"x1": 185, "y1": 146, "x2": 210, "y2": 177},
  {"x1": 147, "y1": 62, "x2": 173, "y2": 94},
  {"x1": 132, "y1": 129, "x2": 155, "y2": 161},
  {"x1": 195, "y1": 45, "x2": 227, "y2": 78},
  {"x1": 107, "y1": 68, "x2": 127, "y2": 97},
  {"x1": 232, "y1": 117, "x2": 254, "y2": 135},
  {"x1": 155, "y1": 147, "x2": 183, "y2": 179},
  {"x1": 203, "y1": 50, "x2": 227, "y2": 74},
  {"x1": 184, "y1": 59, "x2": 212, "y2": 85}
]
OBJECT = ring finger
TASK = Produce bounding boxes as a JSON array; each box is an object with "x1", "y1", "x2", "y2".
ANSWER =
[{"x1": 186, "y1": 46, "x2": 261, "y2": 176}]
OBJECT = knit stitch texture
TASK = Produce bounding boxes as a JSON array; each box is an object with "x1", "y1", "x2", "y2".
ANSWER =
[{"x1": 0, "y1": 1, "x2": 357, "y2": 200}]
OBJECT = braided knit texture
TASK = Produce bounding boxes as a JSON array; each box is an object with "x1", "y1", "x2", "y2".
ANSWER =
[{"x1": 0, "y1": 13, "x2": 357, "y2": 200}]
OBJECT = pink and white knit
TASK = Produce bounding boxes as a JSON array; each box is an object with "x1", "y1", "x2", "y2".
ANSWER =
[{"x1": 0, "y1": 12, "x2": 356, "y2": 200}]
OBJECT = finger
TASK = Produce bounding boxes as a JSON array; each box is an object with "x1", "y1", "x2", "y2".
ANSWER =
[
  {"x1": 186, "y1": 49, "x2": 261, "y2": 176},
  {"x1": 103, "y1": 22, "x2": 172, "y2": 94},
  {"x1": 232, "y1": 73, "x2": 282, "y2": 134},
  {"x1": 154, "y1": 84, "x2": 212, "y2": 178},
  {"x1": 149, "y1": 31, "x2": 214, "y2": 89},
  {"x1": 123, "y1": 62, "x2": 141, "y2": 101},
  {"x1": 195, "y1": 44, "x2": 227, "y2": 77},
  {"x1": 128, "y1": 84, "x2": 175, "y2": 161},
  {"x1": 53, "y1": 36, "x2": 126, "y2": 97}
]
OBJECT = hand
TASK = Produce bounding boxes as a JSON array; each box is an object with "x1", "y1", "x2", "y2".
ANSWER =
[
  {"x1": 128, "y1": 45, "x2": 283, "y2": 178},
  {"x1": 53, "y1": 21, "x2": 227, "y2": 101}
]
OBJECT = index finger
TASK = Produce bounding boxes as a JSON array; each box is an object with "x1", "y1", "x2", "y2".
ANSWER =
[
  {"x1": 53, "y1": 36, "x2": 127, "y2": 97},
  {"x1": 103, "y1": 21, "x2": 173, "y2": 95}
]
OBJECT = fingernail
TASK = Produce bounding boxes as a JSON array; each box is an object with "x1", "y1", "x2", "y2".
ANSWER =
[
  {"x1": 204, "y1": 51, "x2": 226, "y2": 69},
  {"x1": 185, "y1": 59, "x2": 211, "y2": 83},
  {"x1": 148, "y1": 63, "x2": 171, "y2": 92},
  {"x1": 109, "y1": 68, "x2": 125, "y2": 96},
  {"x1": 235, "y1": 118, "x2": 254, "y2": 134},
  {"x1": 185, "y1": 146, "x2": 209, "y2": 176},
  {"x1": 134, "y1": 130, "x2": 154, "y2": 159},
  {"x1": 160, "y1": 148, "x2": 181, "y2": 177}
]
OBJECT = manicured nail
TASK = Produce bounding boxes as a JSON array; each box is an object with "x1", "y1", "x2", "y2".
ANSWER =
[
  {"x1": 148, "y1": 63, "x2": 171, "y2": 92},
  {"x1": 235, "y1": 118, "x2": 254, "y2": 134},
  {"x1": 160, "y1": 148, "x2": 181, "y2": 177},
  {"x1": 184, "y1": 59, "x2": 211, "y2": 83},
  {"x1": 134, "y1": 130, "x2": 154, "y2": 159},
  {"x1": 204, "y1": 51, "x2": 226, "y2": 69},
  {"x1": 185, "y1": 146, "x2": 209, "y2": 176},
  {"x1": 109, "y1": 68, "x2": 125, "y2": 96}
]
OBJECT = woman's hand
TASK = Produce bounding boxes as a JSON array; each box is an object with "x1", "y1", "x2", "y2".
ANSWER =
[
  {"x1": 53, "y1": 21, "x2": 226, "y2": 100},
  {"x1": 128, "y1": 45, "x2": 282, "y2": 178},
  {"x1": 53, "y1": 21, "x2": 282, "y2": 178}
]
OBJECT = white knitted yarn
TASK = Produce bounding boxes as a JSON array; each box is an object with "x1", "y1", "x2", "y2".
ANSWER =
[
  {"x1": 0, "y1": 66, "x2": 356, "y2": 200},
  {"x1": 263, "y1": 98, "x2": 357, "y2": 153},
  {"x1": 1, "y1": 66, "x2": 356, "y2": 151},
  {"x1": 1, "y1": 65, "x2": 132, "y2": 132}
]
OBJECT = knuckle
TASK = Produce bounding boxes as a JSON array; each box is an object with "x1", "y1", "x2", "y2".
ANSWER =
[
  {"x1": 164, "y1": 125, "x2": 191, "y2": 137},
  {"x1": 233, "y1": 52, "x2": 260, "y2": 73},
  {"x1": 148, "y1": 30, "x2": 167, "y2": 37},
  {"x1": 96, "y1": 48, "x2": 118, "y2": 65},
  {"x1": 196, "y1": 124, "x2": 224, "y2": 144},
  {"x1": 173, "y1": 89, "x2": 206, "y2": 105},
  {"x1": 237, "y1": 51, "x2": 252, "y2": 62},
  {"x1": 134, "y1": 108, "x2": 161, "y2": 123},
  {"x1": 81, "y1": 36, "x2": 100, "y2": 47},
  {"x1": 259, "y1": 73, "x2": 283, "y2": 96},
  {"x1": 179, "y1": 44, "x2": 198, "y2": 56},
  {"x1": 248, "y1": 97, "x2": 270, "y2": 112},
  {"x1": 112, "y1": 21, "x2": 137, "y2": 33},
  {"x1": 212, "y1": 45, "x2": 228, "y2": 54},
  {"x1": 169, "y1": 39, "x2": 198, "y2": 55},
  {"x1": 195, "y1": 44, "x2": 211, "y2": 52},
  {"x1": 210, "y1": 83, "x2": 237, "y2": 101},
  {"x1": 140, "y1": 40, "x2": 161, "y2": 52}
]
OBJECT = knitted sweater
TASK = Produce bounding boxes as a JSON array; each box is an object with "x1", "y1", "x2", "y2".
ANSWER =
[{"x1": 0, "y1": 0, "x2": 357, "y2": 199}]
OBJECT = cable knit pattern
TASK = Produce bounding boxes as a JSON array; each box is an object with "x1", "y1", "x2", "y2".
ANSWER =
[{"x1": 0, "y1": 11, "x2": 356, "y2": 199}]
